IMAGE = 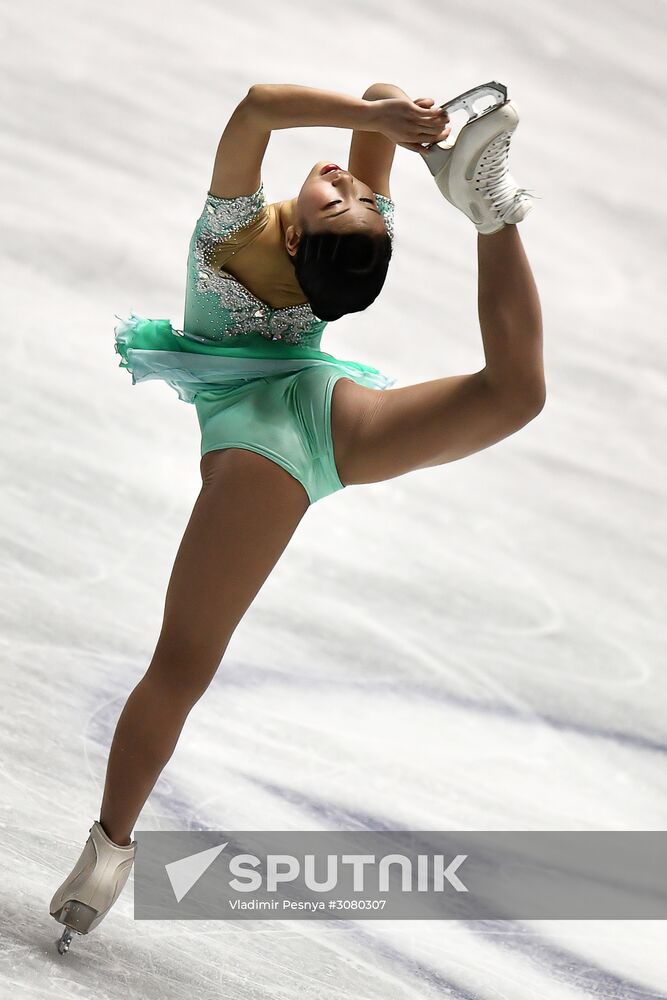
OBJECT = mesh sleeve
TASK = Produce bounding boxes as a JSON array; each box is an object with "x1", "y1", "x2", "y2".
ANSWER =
[{"x1": 374, "y1": 193, "x2": 395, "y2": 242}]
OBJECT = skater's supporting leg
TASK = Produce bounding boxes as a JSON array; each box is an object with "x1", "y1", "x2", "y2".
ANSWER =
[
  {"x1": 99, "y1": 448, "x2": 309, "y2": 846},
  {"x1": 330, "y1": 223, "x2": 544, "y2": 485}
]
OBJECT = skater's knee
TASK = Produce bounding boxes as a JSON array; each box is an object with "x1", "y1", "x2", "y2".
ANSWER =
[{"x1": 145, "y1": 630, "x2": 229, "y2": 705}]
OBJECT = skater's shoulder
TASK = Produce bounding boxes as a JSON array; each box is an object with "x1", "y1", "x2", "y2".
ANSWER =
[{"x1": 194, "y1": 182, "x2": 270, "y2": 244}]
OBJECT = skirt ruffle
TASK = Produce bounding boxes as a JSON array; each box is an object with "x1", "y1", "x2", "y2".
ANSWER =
[{"x1": 114, "y1": 312, "x2": 397, "y2": 403}]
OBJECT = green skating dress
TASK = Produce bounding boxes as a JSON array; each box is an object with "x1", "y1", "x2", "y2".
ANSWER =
[{"x1": 114, "y1": 183, "x2": 396, "y2": 504}]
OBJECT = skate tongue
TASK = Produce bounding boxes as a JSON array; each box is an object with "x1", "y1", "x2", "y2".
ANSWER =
[
  {"x1": 502, "y1": 188, "x2": 539, "y2": 224},
  {"x1": 515, "y1": 188, "x2": 542, "y2": 201}
]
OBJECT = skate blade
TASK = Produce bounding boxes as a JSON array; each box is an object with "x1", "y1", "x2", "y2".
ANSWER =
[
  {"x1": 56, "y1": 925, "x2": 77, "y2": 955},
  {"x1": 439, "y1": 81, "x2": 508, "y2": 126},
  {"x1": 421, "y1": 81, "x2": 509, "y2": 179}
]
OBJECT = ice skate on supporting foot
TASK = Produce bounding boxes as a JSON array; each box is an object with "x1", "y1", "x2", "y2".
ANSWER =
[{"x1": 50, "y1": 820, "x2": 136, "y2": 954}]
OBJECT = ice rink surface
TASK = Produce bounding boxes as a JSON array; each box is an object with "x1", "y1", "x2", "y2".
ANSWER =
[{"x1": 1, "y1": 0, "x2": 666, "y2": 995}]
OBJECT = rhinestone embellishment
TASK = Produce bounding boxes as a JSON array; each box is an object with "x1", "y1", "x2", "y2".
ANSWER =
[{"x1": 188, "y1": 183, "x2": 395, "y2": 344}]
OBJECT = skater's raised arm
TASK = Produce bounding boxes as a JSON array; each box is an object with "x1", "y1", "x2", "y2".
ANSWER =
[
  {"x1": 208, "y1": 92, "x2": 272, "y2": 198},
  {"x1": 246, "y1": 83, "x2": 449, "y2": 146},
  {"x1": 346, "y1": 84, "x2": 403, "y2": 199},
  {"x1": 245, "y1": 83, "x2": 376, "y2": 132}
]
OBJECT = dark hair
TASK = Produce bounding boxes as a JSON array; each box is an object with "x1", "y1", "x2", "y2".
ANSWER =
[{"x1": 288, "y1": 228, "x2": 392, "y2": 322}]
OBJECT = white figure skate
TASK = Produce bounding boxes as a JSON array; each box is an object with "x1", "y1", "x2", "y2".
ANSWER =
[
  {"x1": 422, "y1": 81, "x2": 537, "y2": 234},
  {"x1": 50, "y1": 820, "x2": 137, "y2": 954}
]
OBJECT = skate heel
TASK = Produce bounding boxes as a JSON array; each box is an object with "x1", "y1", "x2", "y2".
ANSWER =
[
  {"x1": 52, "y1": 901, "x2": 98, "y2": 954},
  {"x1": 421, "y1": 79, "x2": 509, "y2": 177},
  {"x1": 52, "y1": 899, "x2": 98, "y2": 933},
  {"x1": 49, "y1": 820, "x2": 137, "y2": 954},
  {"x1": 421, "y1": 103, "x2": 519, "y2": 182}
]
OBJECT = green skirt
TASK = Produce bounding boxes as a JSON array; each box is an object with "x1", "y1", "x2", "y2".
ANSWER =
[{"x1": 114, "y1": 313, "x2": 397, "y2": 504}]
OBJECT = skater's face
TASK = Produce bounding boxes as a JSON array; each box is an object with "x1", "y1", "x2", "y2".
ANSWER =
[{"x1": 285, "y1": 161, "x2": 387, "y2": 256}]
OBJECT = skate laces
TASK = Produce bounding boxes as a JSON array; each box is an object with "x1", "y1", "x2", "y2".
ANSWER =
[{"x1": 475, "y1": 132, "x2": 541, "y2": 219}]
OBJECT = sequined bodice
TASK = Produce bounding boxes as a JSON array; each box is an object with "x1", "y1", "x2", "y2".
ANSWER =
[{"x1": 183, "y1": 183, "x2": 395, "y2": 347}]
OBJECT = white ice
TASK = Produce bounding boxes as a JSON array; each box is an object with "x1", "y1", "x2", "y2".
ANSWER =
[{"x1": 1, "y1": 0, "x2": 666, "y2": 996}]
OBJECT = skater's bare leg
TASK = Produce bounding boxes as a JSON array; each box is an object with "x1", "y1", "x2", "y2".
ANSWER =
[
  {"x1": 331, "y1": 223, "x2": 545, "y2": 483},
  {"x1": 99, "y1": 449, "x2": 309, "y2": 846}
]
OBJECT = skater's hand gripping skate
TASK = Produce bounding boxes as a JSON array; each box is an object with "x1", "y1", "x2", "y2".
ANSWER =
[{"x1": 367, "y1": 97, "x2": 451, "y2": 151}]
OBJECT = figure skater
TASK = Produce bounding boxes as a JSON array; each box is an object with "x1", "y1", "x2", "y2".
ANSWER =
[{"x1": 49, "y1": 80, "x2": 544, "y2": 953}]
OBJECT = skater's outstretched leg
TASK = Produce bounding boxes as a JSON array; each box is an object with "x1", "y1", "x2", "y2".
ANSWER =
[{"x1": 330, "y1": 224, "x2": 544, "y2": 485}]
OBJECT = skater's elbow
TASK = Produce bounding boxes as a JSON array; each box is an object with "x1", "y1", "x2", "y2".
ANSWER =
[
  {"x1": 516, "y1": 376, "x2": 546, "y2": 422},
  {"x1": 519, "y1": 378, "x2": 546, "y2": 420},
  {"x1": 489, "y1": 373, "x2": 546, "y2": 428}
]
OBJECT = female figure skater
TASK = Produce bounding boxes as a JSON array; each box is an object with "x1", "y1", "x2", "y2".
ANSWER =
[{"x1": 49, "y1": 81, "x2": 544, "y2": 952}]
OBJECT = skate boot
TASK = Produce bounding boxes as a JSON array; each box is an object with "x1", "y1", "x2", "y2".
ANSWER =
[
  {"x1": 49, "y1": 820, "x2": 137, "y2": 954},
  {"x1": 421, "y1": 81, "x2": 537, "y2": 234}
]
